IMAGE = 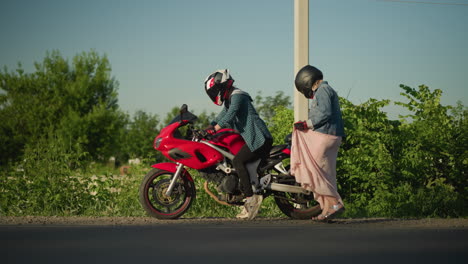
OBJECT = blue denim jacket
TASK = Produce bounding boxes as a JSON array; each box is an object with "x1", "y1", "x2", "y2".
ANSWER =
[{"x1": 306, "y1": 81, "x2": 345, "y2": 137}]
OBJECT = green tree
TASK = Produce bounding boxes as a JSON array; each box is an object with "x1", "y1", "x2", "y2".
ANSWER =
[
  {"x1": 254, "y1": 91, "x2": 291, "y2": 125},
  {"x1": 264, "y1": 85, "x2": 466, "y2": 217},
  {"x1": 0, "y1": 50, "x2": 125, "y2": 165},
  {"x1": 384, "y1": 84, "x2": 467, "y2": 217},
  {"x1": 337, "y1": 97, "x2": 396, "y2": 216},
  {"x1": 120, "y1": 110, "x2": 160, "y2": 162},
  {"x1": 394, "y1": 85, "x2": 466, "y2": 189},
  {"x1": 269, "y1": 106, "x2": 294, "y2": 145}
]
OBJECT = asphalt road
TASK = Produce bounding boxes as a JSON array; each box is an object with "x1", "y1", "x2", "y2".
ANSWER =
[{"x1": 2, "y1": 219, "x2": 467, "y2": 264}]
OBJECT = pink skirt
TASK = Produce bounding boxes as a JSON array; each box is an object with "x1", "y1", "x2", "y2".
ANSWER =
[{"x1": 290, "y1": 129, "x2": 343, "y2": 209}]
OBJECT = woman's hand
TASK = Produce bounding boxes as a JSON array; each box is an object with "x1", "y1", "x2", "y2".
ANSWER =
[{"x1": 294, "y1": 121, "x2": 308, "y2": 131}]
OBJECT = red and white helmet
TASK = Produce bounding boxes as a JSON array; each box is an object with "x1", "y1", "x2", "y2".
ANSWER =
[{"x1": 204, "y1": 69, "x2": 234, "y2": 106}]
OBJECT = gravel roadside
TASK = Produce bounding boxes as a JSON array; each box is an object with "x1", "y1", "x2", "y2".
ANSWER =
[{"x1": 1, "y1": 216, "x2": 467, "y2": 228}]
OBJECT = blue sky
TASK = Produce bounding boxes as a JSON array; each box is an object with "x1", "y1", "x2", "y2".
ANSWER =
[{"x1": 1, "y1": 0, "x2": 467, "y2": 119}]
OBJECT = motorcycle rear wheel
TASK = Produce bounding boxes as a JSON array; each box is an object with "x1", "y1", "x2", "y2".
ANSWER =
[
  {"x1": 270, "y1": 165, "x2": 321, "y2": 219},
  {"x1": 139, "y1": 168, "x2": 195, "y2": 219},
  {"x1": 274, "y1": 190, "x2": 321, "y2": 220}
]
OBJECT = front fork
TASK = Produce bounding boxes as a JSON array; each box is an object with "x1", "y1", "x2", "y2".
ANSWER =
[{"x1": 165, "y1": 162, "x2": 184, "y2": 196}]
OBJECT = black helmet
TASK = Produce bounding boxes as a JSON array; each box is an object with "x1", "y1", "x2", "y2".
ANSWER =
[
  {"x1": 295, "y1": 65, "x2": 323, "y2": 98},
  {"x1": 204, "y1": 69, "x2": 234, "y2": 106}
]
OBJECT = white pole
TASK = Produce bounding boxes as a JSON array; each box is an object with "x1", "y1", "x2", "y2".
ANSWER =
[{"x1": 294, "y1": 0, "x2": 309, "y2": 122}]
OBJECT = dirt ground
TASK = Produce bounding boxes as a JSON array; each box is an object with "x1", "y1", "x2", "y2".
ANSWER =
[{"x1": 1, "y1": 216, "x2": 467, "y2": 228}]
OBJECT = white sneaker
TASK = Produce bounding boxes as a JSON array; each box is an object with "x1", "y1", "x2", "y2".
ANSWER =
[
  {"x1": 236, "y1": 206, "x2": 249, "y2": 219},
  {"x1": 241, "y1": 194, "x2": 263, "y2": 220}
]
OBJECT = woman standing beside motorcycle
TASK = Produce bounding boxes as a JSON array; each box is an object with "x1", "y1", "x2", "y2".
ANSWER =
[
  {"x1": 204, "y1": 69, "x2": 273, "y2": 220},
  {"x1": 292, "y1": 65, "x2": 346, "y2": 222}
]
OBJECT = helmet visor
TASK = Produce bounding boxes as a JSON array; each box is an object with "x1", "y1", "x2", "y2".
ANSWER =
[
  {"x1": 206, "y1": 86, "x2": 222, "y2": 105},
  {"x1": 205, "y1": 76, "x2": 223, "y2": 105}
]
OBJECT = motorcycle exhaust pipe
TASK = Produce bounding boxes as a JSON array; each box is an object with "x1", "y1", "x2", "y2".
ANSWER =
[{"x1": 266, "y1": 182, "x2": 311, "y2": 195}]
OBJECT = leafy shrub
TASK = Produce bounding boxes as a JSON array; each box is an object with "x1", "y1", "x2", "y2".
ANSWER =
[
  {"x1": 339, "y1": 85, "x2": 466, "y2": 217},
  {"x1": 367, "y1": 178, "x2": 464, "y2": 218},
  {"x1": 1, "y1": 131, "x2": 88, "y2": 215},
  {"x1": 0, "y1": 51, "x2": 124, "y2": 165},
  {"x1": 0, "y1": 131, "x2": 143, "y2": 216},
  {"x1": 269, "y1": 105, "x2": 294, "y2": 145},
  {"x1": 261, "y1": 85, "x2": 466, "y2": 218}
]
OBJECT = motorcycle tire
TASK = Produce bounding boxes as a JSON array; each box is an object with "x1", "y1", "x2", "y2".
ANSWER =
[
  {"x1": 270, "y1": 165, "x2": 321, "y2": 219},
  {"x1": 274, "y1": 191, "x2": 321, "y2": 219},
  {"x1": 139, "y1": 168, "x2": 196, "y2": 220}
]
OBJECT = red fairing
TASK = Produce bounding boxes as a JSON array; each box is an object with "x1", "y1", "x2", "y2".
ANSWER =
[
  {"x1": 151, "y1": 162, "x2": 194, "y2": 182},
  {"x1": 153, "y1": 122, "x2": 179, "y2": 150},
  {"x1": 151, "y1": 162, "x2": 178, "y2": 172},
  {"x1": 154, "y1": 121, "x2": 225, "y2": 170},
  {"x1": 153, "y1": 121, "x2": 246, "y2": 170},
  {"x1": 282, "y1": 148, "x2": 291, "y2": 155},
  {"x1": 209, "y1": 128, "x2": 245, "y2": 155}
]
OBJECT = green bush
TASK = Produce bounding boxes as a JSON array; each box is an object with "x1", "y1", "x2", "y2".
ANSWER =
[
  {"x1": 367, "y1": 178, "x2": 464, "y2": 218},
  {"x1": 339, "y1": 85, "x2": 466, "y2": 217},
  {"x1": 258, "y1": 85, "x2": 467, "y2": 218},
  {"x1": 0, "y1": 130, "x2": 143, "y2": 216},
  {"x1": 1, "y1": 131, "x2": 87, "y2": 215}
]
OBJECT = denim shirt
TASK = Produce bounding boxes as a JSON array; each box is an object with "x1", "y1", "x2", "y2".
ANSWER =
[{"x1": 306, "y1": 81, "x2": 345, "y2": 137}]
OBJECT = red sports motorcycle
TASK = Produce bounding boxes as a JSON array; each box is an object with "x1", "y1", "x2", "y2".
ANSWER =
[{"x1": 139, "y1": 105, "x2": 320, "y2": 219}]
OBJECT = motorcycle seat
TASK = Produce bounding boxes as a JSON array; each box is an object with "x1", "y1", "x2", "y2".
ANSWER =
[{"x1": 269, "y1": 144, "x2": 288, "y2": 155}]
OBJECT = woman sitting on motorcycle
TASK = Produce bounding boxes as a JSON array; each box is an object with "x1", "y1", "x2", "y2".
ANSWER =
[{"x1": 204, "y1": 69, "x2": 273, "y2": 220}]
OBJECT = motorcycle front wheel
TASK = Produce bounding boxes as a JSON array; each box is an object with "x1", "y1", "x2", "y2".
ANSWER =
[{"x1": 139, "y1": 168, "x2": 195, "y2": 219}]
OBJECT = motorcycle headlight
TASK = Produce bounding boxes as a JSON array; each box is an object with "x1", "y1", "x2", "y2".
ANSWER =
[{"x1": 155, "y1": 137, "x2": 163, "y2": 149}]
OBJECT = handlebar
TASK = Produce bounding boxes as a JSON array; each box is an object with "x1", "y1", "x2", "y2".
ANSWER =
[{"x1": 192, "y1": 129, "x2": 214, "y2": 141}]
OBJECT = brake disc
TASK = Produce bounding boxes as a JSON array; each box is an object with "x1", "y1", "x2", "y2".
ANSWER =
[{"x1": 152, "y1": 178, "x2": 183, "y2": 207}]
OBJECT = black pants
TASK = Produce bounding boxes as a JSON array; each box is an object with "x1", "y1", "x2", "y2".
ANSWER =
[{"x1": 233, "y1": 138, "x2": 273, "y2": 197}]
